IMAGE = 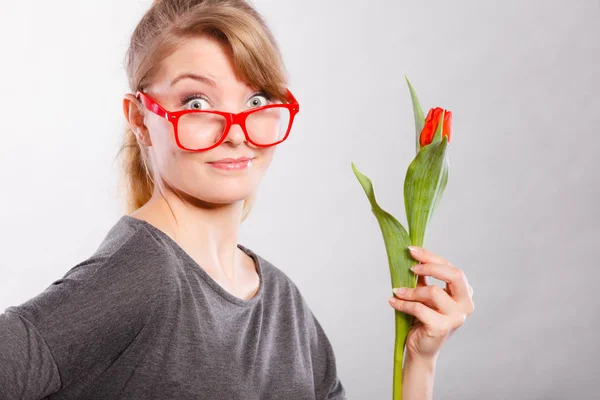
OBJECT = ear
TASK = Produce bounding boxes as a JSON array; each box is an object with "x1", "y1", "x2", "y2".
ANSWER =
[{"x1": 123, "y1": 93, "x2": 152, "y2": 146}]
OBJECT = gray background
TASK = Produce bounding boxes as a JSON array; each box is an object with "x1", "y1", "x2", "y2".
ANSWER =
[{"x1": 1, "y1": 1, "x2": 598, "y2": 399}]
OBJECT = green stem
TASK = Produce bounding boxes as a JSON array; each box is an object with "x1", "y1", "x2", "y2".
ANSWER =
[{"x1": 393, "y1": 310, "x2": 412, "y2": 400}]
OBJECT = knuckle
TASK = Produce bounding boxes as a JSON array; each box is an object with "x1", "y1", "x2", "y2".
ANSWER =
[
  {"x1": 430, "y1": 285, "x2": 444, "y2": 301},
  {"x1": 449, "y1": 315, "x2": 465, "y2": 330},
  {"x1": 454, "y1": 268, "x2": 466, "y2": 281},
  {"x1": 439, "y1": 318, "x2": 453, "y2": 334},
  {"x1": 467, "y1": 300, "x2": 475, "y2": 314},
  {"x1": 394, "y1": 300, "x2": 406, "y2": 311},
  {"x1": 427, "y1": 285, "x2": 438, "y2": 296},
  {"x1": 413, "y1": 302, "x2": 426, "y2": 314}
]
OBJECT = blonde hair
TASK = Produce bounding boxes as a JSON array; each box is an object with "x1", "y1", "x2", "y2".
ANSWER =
[{"x1": 116, "y1": 0, "x2": 289, "y2": 222}]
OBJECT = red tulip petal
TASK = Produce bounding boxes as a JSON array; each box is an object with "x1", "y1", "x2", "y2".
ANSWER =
[
  {"x1": 419, "y1": 124, "x2": 431, "y2": 147},
  {"x1": 420, "y1": 108, "x2": 436, "y2": 147},
  {"x1": 443, "y1": 110, "x2": 452, "y2": 143}
]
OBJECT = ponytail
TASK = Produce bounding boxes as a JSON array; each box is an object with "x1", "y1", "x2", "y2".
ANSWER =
[{"x1": 116, "y1": 124, "x2": 154, "y2": 214}]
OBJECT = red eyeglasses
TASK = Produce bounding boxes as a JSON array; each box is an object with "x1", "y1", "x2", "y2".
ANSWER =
[{"x1": 135, "y1": 89, "x2": 300, "y2": 152}]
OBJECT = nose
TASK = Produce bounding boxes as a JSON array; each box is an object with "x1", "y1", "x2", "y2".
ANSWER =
[{"x1": 223, "y1": 121, "x2": 246, "y2": 146}]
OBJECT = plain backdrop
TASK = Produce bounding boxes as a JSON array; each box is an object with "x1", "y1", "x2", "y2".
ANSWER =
[{"x1": 1, "y1": 1, "x2": 599, "y2": 399}]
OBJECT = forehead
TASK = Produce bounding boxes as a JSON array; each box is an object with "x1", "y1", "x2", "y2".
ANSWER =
[{"x1": 151, "y1": 35, "x2": 249, "y2": 94}]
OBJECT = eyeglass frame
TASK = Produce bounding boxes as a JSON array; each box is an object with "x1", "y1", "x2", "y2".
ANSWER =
[{"x1": 135, "y1": 88, "x2": 300, "y2": 152}]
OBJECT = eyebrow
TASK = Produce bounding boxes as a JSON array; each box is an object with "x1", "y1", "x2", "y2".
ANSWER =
[{"x1": 170, "y1": 73, "x2": 217, "y2": 88}]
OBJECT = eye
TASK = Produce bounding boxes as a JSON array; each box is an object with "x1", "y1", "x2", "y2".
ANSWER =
[
  {"x1": 181, "y1": 95, "x2": 211, "y2": 110},
  {"x1": 247, "y1": 92, "x2": 271, "y2": 108}
]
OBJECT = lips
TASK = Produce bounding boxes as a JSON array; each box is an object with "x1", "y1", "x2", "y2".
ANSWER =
[{"x1": 209, "y1": 157, "x2": 253, "y2": 164}]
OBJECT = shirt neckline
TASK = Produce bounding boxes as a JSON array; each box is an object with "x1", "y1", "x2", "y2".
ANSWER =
[{"x1": 120, "y1": 214, "x2": 264, "y2": 307}]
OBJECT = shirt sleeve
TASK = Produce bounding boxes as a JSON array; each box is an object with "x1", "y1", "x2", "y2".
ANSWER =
[
  {"x1": 0, "y1": 310, "x2": 61, "y2": 399},
  {"x1": 0, "y1": 244, "x2": 160, "y2": 398},
  {"x1": 303, "y1": 303, "x2": 347, "y2": 400}
]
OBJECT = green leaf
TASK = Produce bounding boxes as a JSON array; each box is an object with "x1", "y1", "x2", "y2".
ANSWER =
[
  {"x1": 351, "y1": 162, "x2": 416, "y2": 289},
  {"x1": 429, "y1": 153, "x2": 449, "y2": 225},
  {"x1": 405, "y1": 75, "x2": 425, "y2": 155},
  {"x1": 403, "y1": 135, "x2": 449, "y2": 246},
  {"x1": 351, "y1": 162, "x2": 419, "y2": 400}
]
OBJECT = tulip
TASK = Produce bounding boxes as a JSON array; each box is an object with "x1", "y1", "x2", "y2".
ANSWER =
[
  {"x1": 351, "y1": 76, "x2": 451, "y2": 400},
  {"x1": 420, "y1": 107, "x2": 452, "y2": 148}
]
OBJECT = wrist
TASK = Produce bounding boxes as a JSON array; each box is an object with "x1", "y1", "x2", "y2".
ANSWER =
[
  {"x1": 402, "y1": 354, "x2": 437, "y2": 400},
  {"x1": 404, "y1": 353, "x2": 437, "y2": 372}
]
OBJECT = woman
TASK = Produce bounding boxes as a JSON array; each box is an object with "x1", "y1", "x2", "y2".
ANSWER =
[{"x1": 0, "y1": 0, "x2": 474, "y2": 399}]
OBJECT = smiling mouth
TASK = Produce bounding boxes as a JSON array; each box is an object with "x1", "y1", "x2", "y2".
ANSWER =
[
  {"x1": 208, "y1": 158, "x2": 253, "y2": 170},
  {"x1": 208, "y1": 157, "x2": 254, "y2": 164}
]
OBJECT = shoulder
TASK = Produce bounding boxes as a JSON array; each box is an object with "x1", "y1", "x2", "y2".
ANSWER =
[
  {"x1": 68, "y1": 215, "x2": 180, "y2": 280},
  {"x1": 248, "y1": 248, "x2": 347, "y2": 398},
  {"x1": 1, "y1": 216, "x2": 190, "y2": 390},
  {"x1": 9, "y1": 216, "x2": 178, "y2": 327}
]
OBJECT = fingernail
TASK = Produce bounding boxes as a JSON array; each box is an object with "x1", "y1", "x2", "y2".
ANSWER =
[
  {"x1": 388, "y1": 297, "x2": 397, "y2": 304},
  {"x1": 393, "y1": 287, "x2": 407, "y2": 295},
  {"x1": 408, "y1": 246, "x2": 420, "y2": 253},
  {"x1": 410, "y1": 264, "x2": 421, "y2": 272}
]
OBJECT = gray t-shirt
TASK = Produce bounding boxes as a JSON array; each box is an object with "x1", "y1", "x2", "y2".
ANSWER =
[{"x1": 0, "y1": 215, "x2": 346, "y2": 399}]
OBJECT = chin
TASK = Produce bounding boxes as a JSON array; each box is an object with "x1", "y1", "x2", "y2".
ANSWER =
[
  {"x1": 189, "y1": 181, "x2": 257, "y2": 205},
  {"x1": 172, "y1": 161, "x2": 265, "y2": 205}
]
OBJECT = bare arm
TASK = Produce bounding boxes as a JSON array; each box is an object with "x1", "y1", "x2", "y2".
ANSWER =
[{"x1": 402, "y1": 354, "x2": 437, "y2": 400}]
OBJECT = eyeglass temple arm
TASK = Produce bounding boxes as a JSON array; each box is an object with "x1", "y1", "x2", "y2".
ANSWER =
[{"x1": 136, "y1": 91, "x2": 168, "y2": 119}]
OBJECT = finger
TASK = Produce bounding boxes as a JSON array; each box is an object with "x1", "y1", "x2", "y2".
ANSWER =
[
  {"x1": 410, "y1": 262, "x2": 471, "y2": 304},
  {"x1": 393, "y1": 285, "x2": 456, "y2": 315},
  {"x1": 408, "y1": 246, "x2": 453, "y2": 267},
  {"x1": 388, "y1": 297, "x2": 446, "y2": 328}
]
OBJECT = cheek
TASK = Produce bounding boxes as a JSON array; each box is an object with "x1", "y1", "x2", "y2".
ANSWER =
[
  {"x1": 255, "y1": 148, "x2": 275, "y2": 171},
  {"x1": 146, "y1": 120, "x2": 186, "y2": 174},
  {"x1": 146, "y1": 117, "x2": 173, "y2": 148}
]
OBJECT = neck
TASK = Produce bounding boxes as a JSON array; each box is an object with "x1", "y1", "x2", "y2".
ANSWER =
[{"x1": 132, "y1": 186, "x2": 246, "y2": 282}]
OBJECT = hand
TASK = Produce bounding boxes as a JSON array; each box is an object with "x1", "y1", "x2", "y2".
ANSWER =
[{"x1": 388, "y1": 246, "x2": 475, "y2": 361}]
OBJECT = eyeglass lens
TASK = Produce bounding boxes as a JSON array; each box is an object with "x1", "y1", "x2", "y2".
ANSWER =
[{"x1": 177, "y1": 107, "x2": 291, "y2": 150}]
